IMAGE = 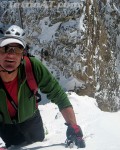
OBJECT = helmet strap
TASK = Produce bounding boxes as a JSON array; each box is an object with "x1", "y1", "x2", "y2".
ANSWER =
[
  {"x1": 0, "y1": 65, "x2": 16, "y2": 74},
  {"x1": 20, "y1": 56, "x2": 24, "y2": 65},
  {"x1": 0, "y1": 57, "x2": 23, "y2": 74},
  {"x1": 0, "y1": 65, "x2": 19, "y2": 74}
]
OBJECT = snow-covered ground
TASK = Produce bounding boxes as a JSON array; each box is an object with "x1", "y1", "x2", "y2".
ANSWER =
[{"x1": 0, "y1": 92, "x2": 120, "y2": 150}]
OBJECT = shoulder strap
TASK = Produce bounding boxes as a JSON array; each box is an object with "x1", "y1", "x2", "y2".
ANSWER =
[
  {"x1": 24, "y1": 56, "x2": 38, "y2": 95},
  {"x1": 24, "y1": 56, "x2": 41, "y2": 102}
]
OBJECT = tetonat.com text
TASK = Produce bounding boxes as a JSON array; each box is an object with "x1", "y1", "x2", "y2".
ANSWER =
[{"x1": 8, "y1": 1, "x2": 83, "y2": 9}]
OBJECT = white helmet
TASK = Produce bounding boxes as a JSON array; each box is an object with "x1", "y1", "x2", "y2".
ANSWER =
[
  {"x1": 5, "y1": 25, "x2": 25, "y2": 39},
  {"x1": 0, "y1": 25, "x2": 26, "y2": 48}
]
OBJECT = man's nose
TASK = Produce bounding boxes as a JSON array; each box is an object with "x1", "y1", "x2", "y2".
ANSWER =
[{"x1": 7, "y1": 48, "x2": 15, "y2": 53}]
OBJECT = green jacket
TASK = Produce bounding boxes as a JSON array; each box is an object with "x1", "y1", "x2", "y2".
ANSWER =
[{"x1": 0, "y1": 57, "x2": 72, "y2": 124}]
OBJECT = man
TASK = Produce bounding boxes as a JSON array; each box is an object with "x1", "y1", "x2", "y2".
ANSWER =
[{"x1": 0, "y1": 25, "x2": 85, "y2": 148}]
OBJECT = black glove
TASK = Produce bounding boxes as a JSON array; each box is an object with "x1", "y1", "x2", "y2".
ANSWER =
[{"x1": 65, "y1": 123, "x2": 85, "y2": 148}]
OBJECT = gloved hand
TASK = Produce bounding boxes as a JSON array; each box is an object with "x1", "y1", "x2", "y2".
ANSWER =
[{"x1": 65, "y1": 123, "x2": 85, "y2": 148}]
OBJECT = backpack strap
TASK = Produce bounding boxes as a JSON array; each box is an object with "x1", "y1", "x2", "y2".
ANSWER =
[{"x1": 24, "y1": 56, "x2": 41, "y2": 103}]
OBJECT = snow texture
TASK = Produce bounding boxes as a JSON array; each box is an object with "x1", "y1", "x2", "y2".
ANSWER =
[{"x1": 0, "y1": 92, "x2": 120, "y2": 150}]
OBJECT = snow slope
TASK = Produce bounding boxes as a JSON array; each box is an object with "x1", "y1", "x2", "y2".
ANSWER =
[{"x1": 0, "y1": 92, "x2": 120, "y2": 150}]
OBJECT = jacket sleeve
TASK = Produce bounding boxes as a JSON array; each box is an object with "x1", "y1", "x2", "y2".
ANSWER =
[{"x1": 30, "y1": 57, "x2": 72, "y2": 110}]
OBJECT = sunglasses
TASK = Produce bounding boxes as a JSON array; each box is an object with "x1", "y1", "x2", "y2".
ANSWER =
[{"x1": 0, "y1": 45, "x2": 24, "y2": 54}]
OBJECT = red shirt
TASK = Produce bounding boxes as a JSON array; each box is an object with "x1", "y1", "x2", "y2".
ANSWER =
[{"x1": 3, "y1": 76, "x2": 18, "y2": 118}]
